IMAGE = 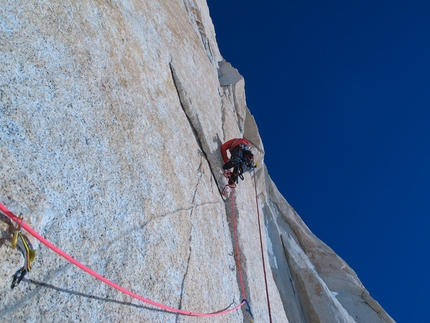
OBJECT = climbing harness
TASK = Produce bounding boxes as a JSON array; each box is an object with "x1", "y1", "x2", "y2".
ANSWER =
[
  {"x1": 0, "y1": 202, "x2": 245, "y2": 317},
  {"x1": 223, "y1": 169, "x2": 235, "y2": 182},
  {"x1": 10, "y1": 216, "x2": 36, "y2": 289}
]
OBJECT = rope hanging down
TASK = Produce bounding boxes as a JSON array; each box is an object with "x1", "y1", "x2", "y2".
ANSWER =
[
  {"x1": 230, "y1": 186, "x2": 255, "y2": 323},
  {"x1": 230, "y1": 188, "x2": 246, "y2": 299},
  {"x1": 0, "y1": 202, "x2": 245, "y2": 317},
  {"x1": 253, "y1": 171, "x2": 273, "y2": 323}
]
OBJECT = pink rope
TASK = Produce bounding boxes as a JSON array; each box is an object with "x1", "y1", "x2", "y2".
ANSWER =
[{"x1": 0, "y1": 202, "x2": 244, "y2": 317}]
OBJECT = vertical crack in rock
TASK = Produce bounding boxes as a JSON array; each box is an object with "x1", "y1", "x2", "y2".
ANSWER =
[
  {"x1": 219, "y1": 90, "x2": 227, "y2": 141},
  {"x1": 280, "y1": 231, "x2": 357, "y2": 323},
  {"x1": 176, "y1": 223, "x2": 192, "y2": 323},
  {"x1": 175, "y1": 158, "x2": 202, "y2": 322},
  {"x1": 281, "y1": 235, "x2": 318, "y2": 323},
  {"x1": 223, "y1": 196, "x2": 252, "y2": 322},
  {"x1": 182, "y1": 0, "x2": 214, "y2": 64},
  {"x1": 231, "y1": 85, "x2": 245, "y2": 134},
  {"x1": 221, "y1": 84, "x2": 244, "y2": 133},
  {"x1": 280, "y1": 235, "x2": 308, "y2": 323},
  {"x1": 169, "y1": 63, "x2": 222, "y2": 196},
  {"x1": 217, "y1": 61, "x2": 245, "y2": 133},
  {"x1": 262, "y1": 196, "x2": 308, "y2": 323}
]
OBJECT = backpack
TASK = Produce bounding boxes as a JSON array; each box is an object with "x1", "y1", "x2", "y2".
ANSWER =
[{"x1": 234, "y1": 150, "x2": 255, "y2": 179}]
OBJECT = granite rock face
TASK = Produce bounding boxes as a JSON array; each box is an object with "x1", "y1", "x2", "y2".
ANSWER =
[{"x1": 0, "y1": 1, "x2": 394, "y2": 322}]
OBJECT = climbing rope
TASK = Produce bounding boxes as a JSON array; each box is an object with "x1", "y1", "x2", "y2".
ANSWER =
[
  {"x1": 230, "y1": 188, "x2": 246, "y2": 299},
  {"x1": 229, "y1": 175, "x2": 255, "y2": 322},
  {"x1": 253, "y1": 170, "x2": 273, "y2": 323},
  {"x1": 0, "y1": 202, "x2": 245, "y2": 317}
]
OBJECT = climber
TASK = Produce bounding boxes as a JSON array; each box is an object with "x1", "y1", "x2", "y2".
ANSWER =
[{"x1": 220, "y1": 138, "x2": 256, "y2": 195}]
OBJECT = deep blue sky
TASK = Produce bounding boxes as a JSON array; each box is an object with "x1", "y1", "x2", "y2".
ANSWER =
[{"x1": 207, "y1": 1, "x2": 430, "y2": 322}]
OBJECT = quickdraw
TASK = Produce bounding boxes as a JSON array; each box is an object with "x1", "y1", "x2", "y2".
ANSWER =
[
  {"x1": 10, "y1": 216, "x2": 36, "y2": 289},
  {"x1": 244, "y1": 299, "x2": 255, "y2": 322}
]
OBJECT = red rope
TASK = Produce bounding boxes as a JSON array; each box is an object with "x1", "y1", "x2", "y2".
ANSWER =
[
  {"x1": 230, "y1": 189, "x2": 247, "y2": 299},
  {"x1": 253, "y1": 172, "x2": 273, "y2": 322},
  {"x1": 0, "y1": 202, "x2": 244, "y2": 317}
]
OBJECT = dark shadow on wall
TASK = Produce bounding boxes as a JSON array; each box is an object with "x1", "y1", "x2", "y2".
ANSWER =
[
  {"x1": 263, "y1": 205, "x2": 307, "y2": 323},
  {"x1": 22, "y1": 278, "x2": 236, "y2": 318},
  {"x1": 22, "y1": 278, "x2": 174, "y2": 315}
]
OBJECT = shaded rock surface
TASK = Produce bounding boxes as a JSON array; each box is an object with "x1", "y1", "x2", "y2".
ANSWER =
[{"x1": 0, "y1": 1, "x2": 394, "y2": 322}]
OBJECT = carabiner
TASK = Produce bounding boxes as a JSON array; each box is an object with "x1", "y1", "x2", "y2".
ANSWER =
[
  {"x1": 11, "y1": 215, "x2": 23, "y2": 249},
  {"x1": 11, "y1": 231, "x2": 36, "y2": 289}
]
